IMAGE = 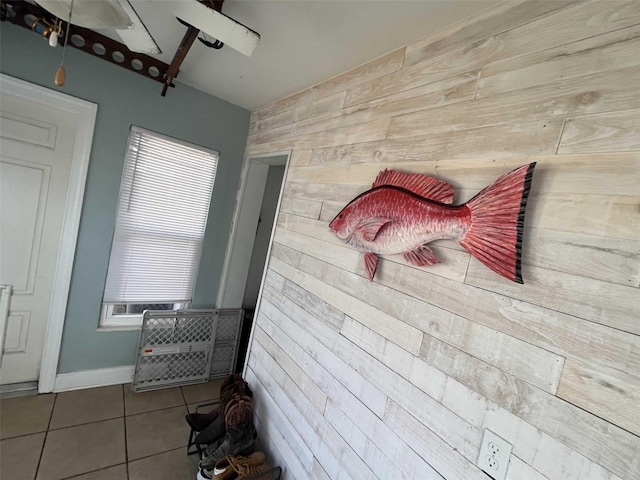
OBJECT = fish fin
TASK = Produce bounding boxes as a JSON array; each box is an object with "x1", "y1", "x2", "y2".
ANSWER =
[
  {"x1": 460, "y1": 162, "x2": 536, "y2": 284},
  {"x1": 356, "y1": 217, "x2": 391, "y2": 242},
  {"x1": 403, "y1": 245, "x2": 441, "y2": 267},
  {"x1": 364, "y1": 252, "x2": 379, "y2": 281},
  {"x1": 372, "y1": 169, "x2": 454, "y2": 204}
]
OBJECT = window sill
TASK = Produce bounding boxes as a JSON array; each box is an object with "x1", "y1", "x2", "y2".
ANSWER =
[{"x1": 97, "y1": 323, "x2": 141, "y2": 332}]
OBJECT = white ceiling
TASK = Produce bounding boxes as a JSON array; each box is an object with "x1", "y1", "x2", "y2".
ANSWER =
[{"x1": 126, "y1": 0, "x2": 498, "y2": 110}]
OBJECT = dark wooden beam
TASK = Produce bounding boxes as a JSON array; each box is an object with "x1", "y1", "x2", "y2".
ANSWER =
[
  {"x1": 161, "y1": 0, "x2": 224, "y2": 96},
  {"x1": 1, "y1": 0, "x2": 171, "y2": 85},
  {"x1": 161, "y1": 25, "x2": 199, "y2": 96}
]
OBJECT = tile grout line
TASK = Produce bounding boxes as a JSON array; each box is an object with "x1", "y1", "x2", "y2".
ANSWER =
[
  {"x1": 43, "y1": 414, "x2": 130, "y2": 432},
  {"x1": 7, "y1": 384, "x2": 210, "y2": 480},
  {"x1": 34, "y1": 392, "x2": 57, "y2": 480},
  {"x1": 58, "y1": 463, "x2": 128, "y2": 480},
  {"x1": 180, "y1": 385, "x2": 189, "y2": 408}
]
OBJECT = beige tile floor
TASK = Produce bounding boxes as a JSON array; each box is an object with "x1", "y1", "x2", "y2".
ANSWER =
[{"x1": 0, "y1": 380, "x2": 225, "y2": 480}]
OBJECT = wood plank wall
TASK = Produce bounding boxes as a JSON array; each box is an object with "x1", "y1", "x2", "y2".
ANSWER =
[{"x1": 243, "y1": 1, "x2": 640, "y2": 479}]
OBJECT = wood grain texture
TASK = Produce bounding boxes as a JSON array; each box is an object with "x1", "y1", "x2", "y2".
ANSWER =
[
  {"x1": 557, "y1": 358, "x2": 640, "y2": 437},
  {"x1": 465, "y1": 258, "x2": 640, "y2": 335},
  {"x1": 384, "y1": 400, "x2": 485, "y2": 480},
  {"x1": 420, "y1": 336, "x2": 640, "y2": 480},
  {"x1": 255, "y1": 295, "x2": 385, "y2": 423},
  {"x1": 249, "y1": 92, "x2": 345, "y2": 135},
  {"x1": 309, "y1": 119, "x2": 564, "y2": 165},
  {"x1": 522, "y1": 227, "x2": 640, "y2": 287},
  {"x1": 260, "y1": 282, "x2": 388, "y2": 418},
  {"x1": 252, "y1": 326, "x2": 328, "y2": 413},
  {"x1": 268, "y1": 248, "x2": 614, "y2": 478},
  {"x1": 246, "y1": 122, "x2": 297, "y2": 146},
  {"x1": 347, "y1": 37, "x2": 500, "y2": 107},
  {"x1": 273, "y1": 241, "x2": 566, "y2": 394},
  {"x1": 248, "y1": 346, "x2": 321, "y2": 465},
  {"x1": 279, "y1": 197, "x2": 322, "y2": 220},
  {"x1": 296, "y1": 71, "x2": 479, "y2": 136},
  {"x1": 286, "y1": 160, "x2": 437, "y2": 185},
  {"x1": 479, "y1": 0, "x2": 640, "y2": 68},
  {"x1": 253, "y1": 48, "x2": 405, "y2": 122},
  {"x1": 270, "y1": 246, "x2": 424, "y2": 355},
  {"x1": 477, "y1": 25, "x2": 640, "y2": 97},
  {"x1": 249, "y1": 342, "x2": 384, "y2": 480},
  {"x1": 526, "y1": 192, "x2": 640, "y2": 240},
  {"x1": 245, "y1": 117, "x2": 389, "y2": 155},
  {"x1": 244, "y1": 2, "x2": 640, "y2": 479},
  {"x1": 324, "y1": 398, "x2": 445, "y2": 480},
  {"x1": 289, "y1": 149, "x2": 313, "y2": 167},
  {"x1": 483, "y1": 407, "x2": 624, "y2": 480},
  {"x1": 434, "y1": 153, "x2": 640, "y2": 196},
  {"x1": 246, "y1": 367, "x2": 317, "y2": 476},
  {"x1": 558, "y1": 108, "x2": 640, "y2": 154},
  {"x1": 268, "y1": 260, "x2": 486, "y2": 464},
  {"x1": 388, "y1": 66, "x2": 640, "y2": 139},
  {"x1": 404, "y1": 1, "x2": 581, "y2": 67},
  {"x1": 323, "y1": 401, "x2": 406, "y2": 479}
]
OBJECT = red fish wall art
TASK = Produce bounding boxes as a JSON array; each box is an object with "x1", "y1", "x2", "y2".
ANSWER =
[{"x1": 329, "y1": 163, "x2": 536, "y2": 284}]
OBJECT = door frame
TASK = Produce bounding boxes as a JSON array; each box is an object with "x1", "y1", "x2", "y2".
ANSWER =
[
  {"x1": 217, "y1": 150, "x2": 290, "y2": 308},
  {"x1": 1, "y1": 74, "x2": 97, "y2": 393}
]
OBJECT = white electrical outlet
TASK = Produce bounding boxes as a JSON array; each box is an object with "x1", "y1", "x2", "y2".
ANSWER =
[{"x1": 477, "y1": 428, "x2": 512, "y2": 480}]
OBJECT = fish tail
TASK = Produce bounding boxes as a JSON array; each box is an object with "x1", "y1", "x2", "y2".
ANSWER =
[{"x1": 460, "y1": 163, "x2": 536, "y2": 284}]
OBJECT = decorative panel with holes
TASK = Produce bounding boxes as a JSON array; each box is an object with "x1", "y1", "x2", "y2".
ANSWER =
[
  {"x1": 132, "y1": 308, "x2": 243, "y2": 392},
  {"x1": 2, "y1": 0, "x2": 170, "y2": 85}
]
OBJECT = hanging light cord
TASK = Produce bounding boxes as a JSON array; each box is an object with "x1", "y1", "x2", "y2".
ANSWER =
[
  {"x1": 55, "y1": 0, "x2": 73, "y2": 86},
  {"x1": 60, "y1": 0, "x2": 74, "y2": 67}
]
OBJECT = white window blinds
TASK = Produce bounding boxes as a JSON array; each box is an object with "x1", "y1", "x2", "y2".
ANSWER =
[{"x1": 103, "y1": 126, "x2": 218, "y2": 304}]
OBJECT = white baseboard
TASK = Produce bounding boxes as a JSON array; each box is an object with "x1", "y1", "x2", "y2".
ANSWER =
[{"x1": 54, "y1": 365, "x2": 135, "y2": 392}]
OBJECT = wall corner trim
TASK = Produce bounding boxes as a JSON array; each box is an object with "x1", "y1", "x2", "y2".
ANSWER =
[{"x1": 54, "y1": 365, "x2": 134, "y2": 392}]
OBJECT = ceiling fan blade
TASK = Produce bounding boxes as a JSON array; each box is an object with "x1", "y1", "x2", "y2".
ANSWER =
[
  {"x1": 36, "y1": 0, "x2": 132, "y2": 29},
  {"x1": 170, "y1": 0, "x2": 260, "y2": 57},
  {"x1": 114, "y1": 0, "x2": 161, "y2": 55},
  {"x1": 36, "y1": 0, "x2": 160, "y2": 55}
]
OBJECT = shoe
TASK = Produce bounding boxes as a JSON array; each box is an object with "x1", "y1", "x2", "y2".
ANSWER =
[
  {"x1": 196, "y1": 463, "x2": 273, "y2": 480},
  {"x1": 220, "y1": 374, "x2": 244, "y2": 391},
  {"x1": 188, "y1": 377, "x2": 252, "y2": 434},
  {"x1": 201, "y1": 432, "x2": 227, "y2": 460},
  {"x1": 199, "y1": 393, "x2": 252, "y2": 455},
  {"x1": 222, "y1": 462, "x2": 273, "y2": 480},
  {"x1": 189, "y1": 375, "x2": 250, "y2": 428},
  {"x1": 194, "y1": 414, "x2": 225, "y2": 447},
  {"x1": 197, "y1": 467, "x2": 212, "y2": 480},
  {"x1": 224, "y1": 395, "x2": 253, "y2": 430},
  {"x1": 200, "y1": 423, "x2": 258, "y2": 471},
  {"x1": 214, "y1": 452, "x2": 266, "y2": 478},
  {"x1": 186, "y1": 408, "x2": 220, "y2": 431},
  {"x1": 220, "y1": 381, "x2": 252, "y2": 410}
]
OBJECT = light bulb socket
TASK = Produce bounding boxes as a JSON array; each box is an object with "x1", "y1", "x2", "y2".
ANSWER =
[
  {"x1": 31, "y1": 18, "x2": 55, "y2": 39},
  {"x1": 49, "y1": 31, "x2": 59, "y2": 47}
]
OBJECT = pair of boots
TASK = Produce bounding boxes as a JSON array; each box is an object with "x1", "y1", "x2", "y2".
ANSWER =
[
  {"x1": 186, "y1": 374, "x2": 253, "y2": 449},
  {"x1": 198, "y1": 393, "x2": 258, "y2": 478}
]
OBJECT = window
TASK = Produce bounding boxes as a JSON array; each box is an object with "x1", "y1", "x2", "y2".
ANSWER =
[{"x1": 101, "y1": 126, "x2": 218, "y2": 328}]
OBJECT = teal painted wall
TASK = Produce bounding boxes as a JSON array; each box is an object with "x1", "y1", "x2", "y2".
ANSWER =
[{"x1": 1, "y1": 24, "x2": 251, "y2": 373}]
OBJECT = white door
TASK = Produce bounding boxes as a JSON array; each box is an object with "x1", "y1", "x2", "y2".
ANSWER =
[{"x1": 0, "y1": 81, "x2": 90, "y2": 386}]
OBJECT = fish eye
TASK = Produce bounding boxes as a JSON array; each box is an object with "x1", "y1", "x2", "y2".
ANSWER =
[{"x1": 338, "y1": 213, "x2": 343, "y2": 219}]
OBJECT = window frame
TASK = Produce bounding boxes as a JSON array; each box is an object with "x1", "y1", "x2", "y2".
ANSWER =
[
  {"x1": 99, "y1": 303, "x2": 189, "y2": 329},
  {"x1": 99, "y1": 126, "x2": 218, "y2": 329}
]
